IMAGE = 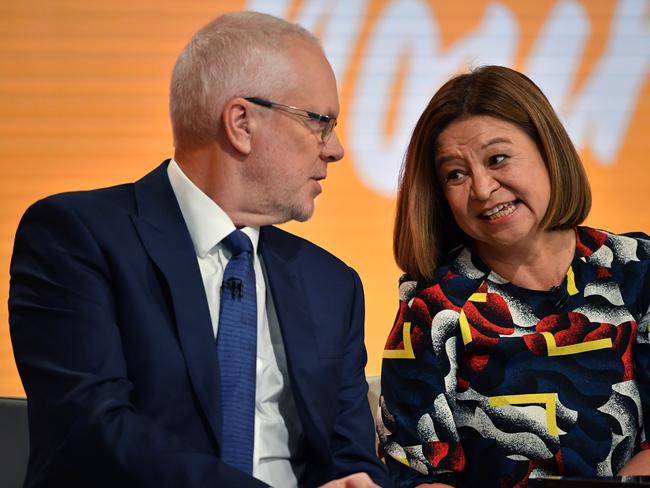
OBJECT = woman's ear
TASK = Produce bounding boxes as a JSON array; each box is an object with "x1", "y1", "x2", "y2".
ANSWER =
[{"x1": 222, "y1": 97, "x2": 253, "y2": 155}]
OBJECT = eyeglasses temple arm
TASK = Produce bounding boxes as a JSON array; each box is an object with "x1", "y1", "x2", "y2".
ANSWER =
[{"x1": 244, "y1": 97, "x2": 273, "y2": 108}]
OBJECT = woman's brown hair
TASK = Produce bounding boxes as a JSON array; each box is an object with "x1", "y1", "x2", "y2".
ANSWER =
[{"x1": 394, "y1": 65, "x2": 591, "y2": 281}]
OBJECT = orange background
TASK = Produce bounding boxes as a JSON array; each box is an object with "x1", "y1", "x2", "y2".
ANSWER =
[{"x1": 1, "y1": 0, "x2": 648, "y2": 396}]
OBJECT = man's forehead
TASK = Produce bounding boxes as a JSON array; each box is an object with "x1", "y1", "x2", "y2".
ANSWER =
[{"x1": 267, "y1": 40, "x2": 339, "y2": 114}]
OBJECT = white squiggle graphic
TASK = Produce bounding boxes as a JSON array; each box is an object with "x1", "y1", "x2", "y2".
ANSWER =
[
  {"x1": 525, "y1": 1, "x2": 589, "y2": 111},
  {"x1": 565, "y1": 0, "x2": 650, "y2": 163},
  {"x1": 248, "y1": 0, "x2": 650, "y2": 195},
  {"x1": 349, "y1": 0, "x2": 517, "y2": 195}
]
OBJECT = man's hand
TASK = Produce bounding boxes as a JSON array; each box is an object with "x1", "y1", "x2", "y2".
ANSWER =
[
  {"x1": 319, "y1": 472, "x2": 381, "y2": 487},
  {"x1": 618, "y1": 449, "x2": 650, "y2": 475}
]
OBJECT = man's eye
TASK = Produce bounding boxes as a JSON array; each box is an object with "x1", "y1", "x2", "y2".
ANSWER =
[{"x1": 306, "y1": 118, "x2": 325, "y2": 130}]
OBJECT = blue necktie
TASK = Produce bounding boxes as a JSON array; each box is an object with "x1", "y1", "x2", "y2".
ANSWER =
[{"x1": 216, "y1": 229, "x2": 257, "y2": 474}]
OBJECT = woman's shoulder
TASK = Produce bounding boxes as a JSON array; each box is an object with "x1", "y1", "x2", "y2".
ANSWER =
[
  {"x1": 397, "y1": 246, "x2": 486, "y2": 306},
  {"x1": 577, "y1": 226, "x2": 650, "y2": 268}
]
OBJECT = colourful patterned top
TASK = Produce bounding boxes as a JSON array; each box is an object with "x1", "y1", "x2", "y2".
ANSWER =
[{"x1": 379, "y1": 227, "x2": 650, "y2": 487}]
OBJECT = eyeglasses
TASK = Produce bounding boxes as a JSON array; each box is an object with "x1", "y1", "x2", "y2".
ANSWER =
[{"x1": 245, "y1": 96, "x2": 337, "y2": 143}]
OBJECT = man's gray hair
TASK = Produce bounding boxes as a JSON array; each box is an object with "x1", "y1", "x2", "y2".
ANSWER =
[{"x1": 170, "y1": 11, "x2": 321, "y2": 150}]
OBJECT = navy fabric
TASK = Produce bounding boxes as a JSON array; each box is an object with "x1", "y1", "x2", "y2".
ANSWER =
[
  {"x1": 217, "y1": 230, "x2": 256, "y2": 474},
  {"x1": 381, "y1": 227, "x2": 650, "y2": 487},
  {"x1": 8, "y1": 161, "x2": 392, "y2": 488}
]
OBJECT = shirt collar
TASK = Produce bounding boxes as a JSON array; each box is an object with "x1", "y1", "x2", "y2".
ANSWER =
[{"x1": 167, "y1": 159, "x2": 260, "y2": 258}]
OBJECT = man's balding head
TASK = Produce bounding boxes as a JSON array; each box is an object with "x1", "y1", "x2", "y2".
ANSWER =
[{"x1": 169, "y1": 11, "x2": 322, "y2": 150}]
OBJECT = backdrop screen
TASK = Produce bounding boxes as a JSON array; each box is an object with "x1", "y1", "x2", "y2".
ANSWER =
[{"x1": 1, "y1": 0, "x2": 648, "y2": 395}]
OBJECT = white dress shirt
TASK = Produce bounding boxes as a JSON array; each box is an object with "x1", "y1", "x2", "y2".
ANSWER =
[{"x1": 167, "y1": 160, "x2": 304, "y2": 487}]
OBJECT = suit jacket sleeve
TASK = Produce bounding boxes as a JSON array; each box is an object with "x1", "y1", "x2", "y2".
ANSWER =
[
  {"x1": 9, "y1": 196, "x2": 267, "y2": 487},
  {"x1": 328, "y1": 267, "x2": 392, "y2": 486}
]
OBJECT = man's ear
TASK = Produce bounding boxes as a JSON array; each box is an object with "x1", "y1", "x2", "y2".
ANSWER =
[{"x1": 222, "y1": 97, "x2": 253, "y2": 155}]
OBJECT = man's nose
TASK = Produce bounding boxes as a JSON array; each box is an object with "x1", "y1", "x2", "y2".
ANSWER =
[{"x1": 321, "y1": 130, "x2": 344, "y2": 163}]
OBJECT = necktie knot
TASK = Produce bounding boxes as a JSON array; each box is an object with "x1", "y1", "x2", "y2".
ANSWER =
[{"x1": 221, "y1": 229, "x2": 253, "y2": 257}]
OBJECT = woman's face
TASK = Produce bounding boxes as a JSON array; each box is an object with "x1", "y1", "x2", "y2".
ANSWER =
[{"x1": 435, "y1": 115, "x2": 551, "y2": 254}]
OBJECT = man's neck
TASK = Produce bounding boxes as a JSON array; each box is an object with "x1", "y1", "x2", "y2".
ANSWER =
[{"x1": 173, "y1": 146, "x2": 283, "y2": 228}]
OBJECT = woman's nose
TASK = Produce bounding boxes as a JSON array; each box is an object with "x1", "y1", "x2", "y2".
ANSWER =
[{"x1": 469, "y1": 169, "x2": 499, "y2": 201}]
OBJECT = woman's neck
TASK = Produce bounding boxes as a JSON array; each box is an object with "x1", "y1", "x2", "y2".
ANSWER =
[{"x1": 474, "y1": 228, "x2": 576, "y2": 291}]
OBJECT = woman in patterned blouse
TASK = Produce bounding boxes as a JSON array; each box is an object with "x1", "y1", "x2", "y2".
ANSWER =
[{"x1": 379, "y1": 65, "x2": 650, "y2": 487}]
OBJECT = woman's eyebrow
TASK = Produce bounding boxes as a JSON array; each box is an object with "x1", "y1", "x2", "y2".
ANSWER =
[
  {"x1": 435, "y1": 153, "x2": 461, "y2": 166},
  {"x1": 481, "y1": 137, "x2": 512, "y2": 149}
]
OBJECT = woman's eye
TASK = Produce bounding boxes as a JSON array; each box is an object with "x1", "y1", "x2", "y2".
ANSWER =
[
  {"x1": 489, "y1": 154, "x2": 508, "y2": 165},
  {"x1": 445, "y1": 170, "x2": 465, "y2": 182}
]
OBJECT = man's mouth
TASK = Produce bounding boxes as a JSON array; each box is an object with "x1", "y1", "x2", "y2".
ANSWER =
[{"x1": 481, "y1": 201, "x2": 517, "y2": 220}]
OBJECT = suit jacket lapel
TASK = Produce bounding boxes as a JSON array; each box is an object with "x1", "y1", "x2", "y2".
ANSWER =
[
  {"x1": 131, "y1": 161, "x2": 222, "y2": 443},
  {"x1": 128, "y1": 166, "x2": 329, "y2": 458},
  {"x1": 259, "y1": 227, "x2": 329, "y2": 457}
]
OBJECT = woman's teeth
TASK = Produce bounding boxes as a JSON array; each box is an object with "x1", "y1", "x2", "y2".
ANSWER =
[{"x1": 482, "y1": 202, "x2": 516, "y2": 220}]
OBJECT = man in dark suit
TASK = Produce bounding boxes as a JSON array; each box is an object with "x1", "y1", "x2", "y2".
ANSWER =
[{"x1": 9, "y1": 11, "x2": 390, "y2": 488}]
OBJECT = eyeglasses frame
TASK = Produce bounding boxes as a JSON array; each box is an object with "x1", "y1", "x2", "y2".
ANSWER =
[{"x1": 244, "y1": 96, "x2": 337, "y2": 142}]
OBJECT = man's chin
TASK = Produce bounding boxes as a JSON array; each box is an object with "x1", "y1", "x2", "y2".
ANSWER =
[
  {"x1": 262, "y1": 200, "x2": 315, "y2": 225},
  {"x1": 290, "y1": 208, "x2": 315, "y2": 223},
  {"x1": 289, "y1": 201, "x2": 316, "y2": 223}
]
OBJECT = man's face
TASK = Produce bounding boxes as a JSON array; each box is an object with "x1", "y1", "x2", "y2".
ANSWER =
[{"x1": 243, "y1": 39, "x2": 344, "y2": 224}]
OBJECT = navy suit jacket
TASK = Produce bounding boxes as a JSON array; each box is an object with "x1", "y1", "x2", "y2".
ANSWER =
[{"x1": 9, "y1": 162, "x2": 390, "y2": 487}]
